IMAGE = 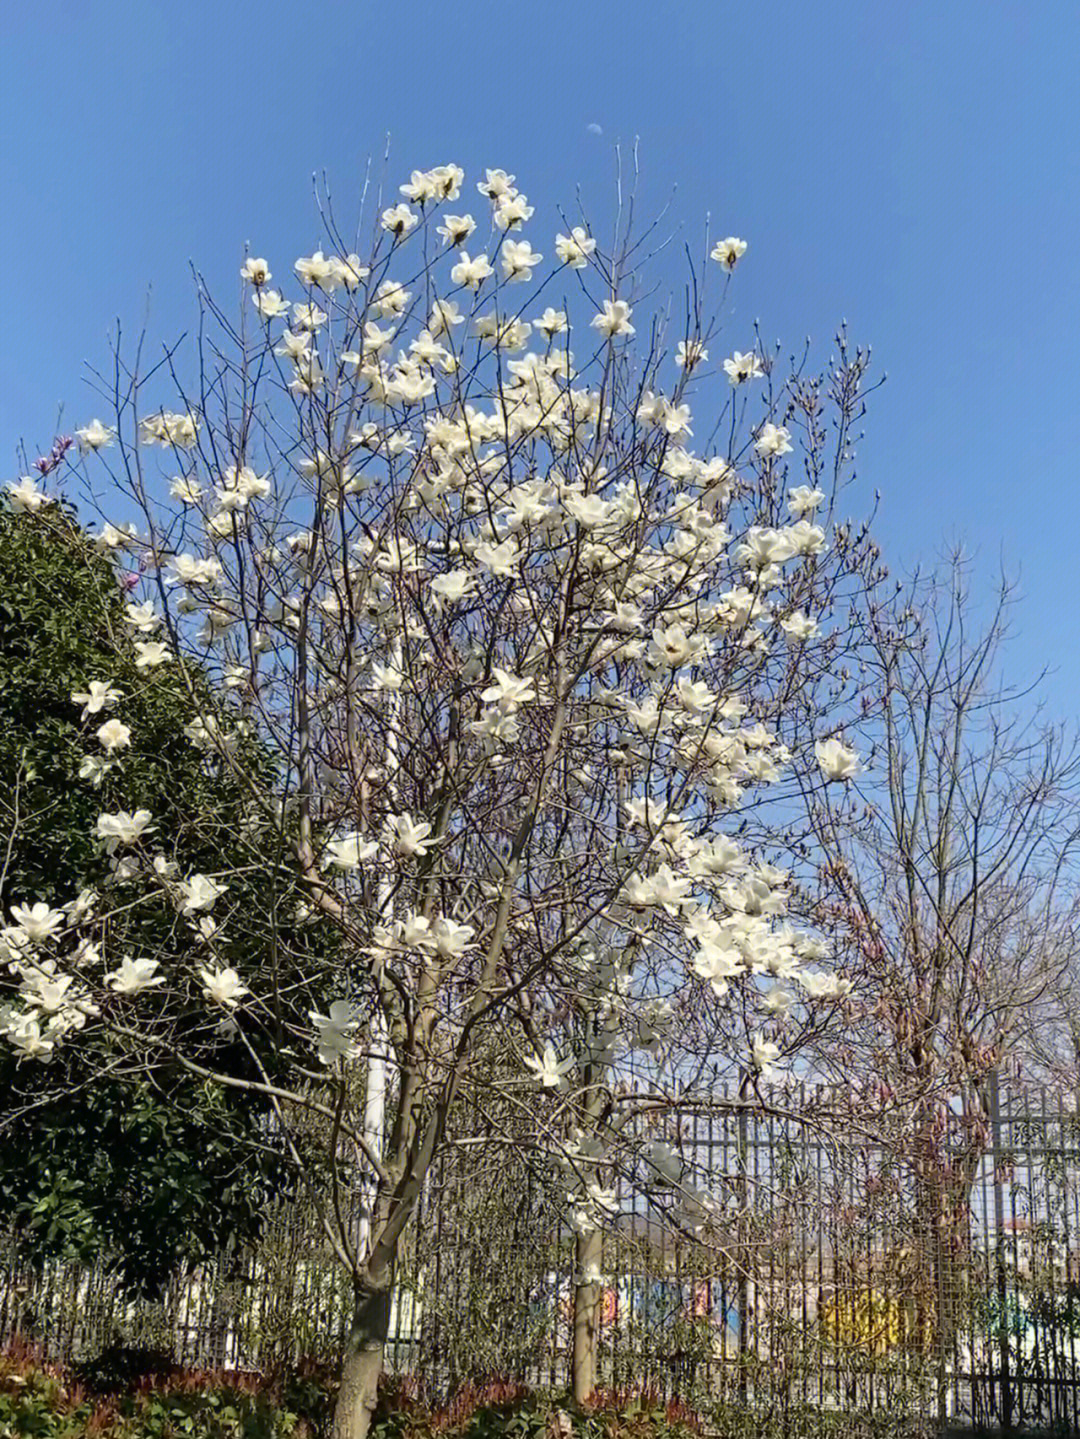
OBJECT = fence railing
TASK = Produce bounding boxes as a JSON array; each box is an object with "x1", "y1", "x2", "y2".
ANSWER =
[{"x1": 4, "y1": 1081, "x2": 1080, "y2": 1432}]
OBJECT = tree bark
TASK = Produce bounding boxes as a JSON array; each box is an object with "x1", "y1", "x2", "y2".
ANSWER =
[
  {"x1": 571, "y1": 1228, "x2": 603, "y2": 1403},
  {"x1": 333, "y1": 1273, "x2": 393, "y2": 1439}
]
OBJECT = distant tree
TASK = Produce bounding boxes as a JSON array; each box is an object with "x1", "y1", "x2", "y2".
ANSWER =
[{"x1": 802, "y1": 559, "x2": 1080, "y2": 1337}]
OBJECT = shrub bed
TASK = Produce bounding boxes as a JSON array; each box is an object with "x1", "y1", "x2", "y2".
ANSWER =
[{"x1": 0, "y1": 1345, "x2": 929, "y2": 1439}]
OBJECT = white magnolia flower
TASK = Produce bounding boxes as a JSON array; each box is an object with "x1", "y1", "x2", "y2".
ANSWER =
[
  {"x1": 240, "y1": 256, "x2": 271, "y2": 286},
  {"x1": 7, "y1": 1017, "x2": 54, "y2": 1061},
  {"x1": 134, "y1": 641, "x2": 173, "y2": 668},
  {"x1": 710, "y1": 236, "x2": 747, "y2": 271},
  {"x1": 96, "y1": 809, "x2": 155, "y2": 851},
  {"x1": 9, "y1": 902, "x2": 66, "y2": 944},
  {"x1": 124, "y1": 600, "x2": 162, "y2": 634},
  {"x1": 501, "y1": 239, "x2": 542, "y2": 282},
  {"x1": 292, "y1": 301, "x2": 328, "y2": 331},
  {"x1": 94, "y1": 522, "x2": 138, "y2": 550},
  {"x1": 69, "y1": 937, "x2": 101, "y2": 967},
  {"x1": 106, "y1": 956, "x2": 164, "y2": 994},
  {"x1": 623, "y1": 864, "x2": 692, "y2": 916},
  {"x1": 72, "y1": 680, "x2": 122, "y2": 719},
  {"x1": 370, "y1": 662, "x2": 405, "y2": 693},
  {"x1": 310, "y1": 1001, "x2": 362, "y2": 1065},
  {"x1": 430, "y1": 568, "x2": 477, "y2": 605},
  {"x1": 535, "y1": 306, "x2": 568, "y2": 337},
  {"x1": 763, "y1": 986, "x2": 796, "y2": 1019},
  {"x1": 450, "y1": 250, "x2": 493, "y2": 289},
  {"x1": 677, "y1": 1183, "x2": 720, "y2": 1233},
  {"x1": 322, "y1": 832, "x2": 379, "y2": 871},
  {"x1": 253, "y1": 289, "x2": 290, "y2": 319},
  {"x1": 169, "y1": 475, "x2": 203, "y2": 505},
  {"x1": 815, "y1": 737, "x2": 862, "y2": 782},
  {"x1": 493, "y1": 192, "x2": 533, "y2": 230},
  {"x1": 294, "y1": 250, "x2": 337, "y2": 288},
  {"x1": 437, "y1": 214, "x2": 476, "y2": 247},
  {"x1": 139, "y1": 411, "x2": 199, "y2": 448},
  {"x1": 691, "y1": 943, "x2": 743, "y2": 997},
  {"x1": 335, "y1": 253, "x2": 369, "y2": 290},
  {"x1": 7, "y1": 478, "x2": 52, "y2": 513},
  {"x1": 473, "y1": 538, "x2": 520, "y2": 578},
  {"x1": 381, "y1": 203, "x2": 419, "y2": 238},
  {"x1": 754, "y1": 423, "x2": 793, "y2": 459},
  {"x1": 675, "y1": 339, "x2": 708, "y2": 371},
  {"x1": 781, "y1": 611, "x2": 819, "y2": 643},
  {"x1": 480, "y1": 669, "x2": 536, "y2": 711},
  {"x1": 523, "y1": 1042, "x2": 574, "y2": 1089},
  {"x1": 199, "y1": 966, "x2": 249, "y2": 1008},
  {"x1": 477, "y1": 168, "x2": 516, "y2": 200},
  {"x1": 64, "y1": 889, "x2": 98, "y2": 925},
  {"x1": 591, "y1": 299, "x2": 634, "y2": 339},
  {"x1": 555, "y1": 227, "x2": 596, "y2": 269},
  {"x1": 429, "y1": 916, "x2": 475, "y2": 957},
  {"x1": 788, "y1": 485, "x2": 825, "y2": 518},
  {"x1": 96, "y1": 718, "x2": 131, "y2": 754},
  {"x1": 383, "y1": 812, "x2": 436, "y2": 858},
  {"x1": 75, "y1": 419, "x2": 114, "y2": 452},
  {"x1": 179, "y1": 874, "x2": 228, "y2": 914},
  {"x1": 644, "y1": 1141, "x2": 683, "y2": 1185},
  {"x1": 751, "y1": 1031, "x2": 781, "y2": 1077},
  {"x1": 723, "y1": 350, "x2": 765, "y2": 385},
  {"x1": 800, "y1": 970, "x2": 853, "y2": 1000}
]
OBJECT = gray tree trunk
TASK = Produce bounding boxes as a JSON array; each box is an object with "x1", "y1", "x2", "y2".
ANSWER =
[
  {"x1": 333, "y1": 1274, "x2": 393, "y2": 1439},
  {"x1": 571, "y1": 1228, "x2": 603, "y2": 1402}
]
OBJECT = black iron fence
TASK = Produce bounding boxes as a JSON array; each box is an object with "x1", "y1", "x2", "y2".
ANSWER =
[{"x1": 3, "y1": 1081, "x2": 1080, "y2": 1434}]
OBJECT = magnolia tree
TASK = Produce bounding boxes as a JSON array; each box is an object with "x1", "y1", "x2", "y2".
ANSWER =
[{"x1": 4, "y1": 164, "x2": 880, "y2": 1435}]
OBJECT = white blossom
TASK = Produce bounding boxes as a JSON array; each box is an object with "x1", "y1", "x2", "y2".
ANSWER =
[
  {"x1": 106, "y1": 956, "x2": 164, "y2": 994},
  {"x1": 815, "y1": 737, "x2": 862, "y2": 782},
  {"x1": 199, "y1": 966, "x2": 249, "y2": 1008},
  {"x1": 524, "y1": 1042, "x2": 574, "y2": 1089},
  {"x1": 72, "y1": 680, "x2": 122, "y2": 719}
]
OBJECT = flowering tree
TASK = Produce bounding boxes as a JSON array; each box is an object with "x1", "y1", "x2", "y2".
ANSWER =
[
  {"x1": 0, "y1": 495, "x2": 305, "y2": 1292},
  {"x1": 4, "y1": 164, "x2": 880, "y2": 1436}
]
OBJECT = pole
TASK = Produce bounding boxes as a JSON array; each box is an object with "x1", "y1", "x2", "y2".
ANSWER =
[
  {"x1": 988, "y1": 1069, "x2": 1013, "y2": 1432},
  {"x1": 358, "y1": 635, "x2": 399, "y2": 1262}
]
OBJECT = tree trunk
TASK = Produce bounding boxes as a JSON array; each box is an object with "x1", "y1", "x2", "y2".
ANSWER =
[
  {"x1": 333, "y1": 1274, "x2": 393, "y2": 1439},
  {"x1": 571, "y1": 1228, "x2": 603, "y2": 1403}
]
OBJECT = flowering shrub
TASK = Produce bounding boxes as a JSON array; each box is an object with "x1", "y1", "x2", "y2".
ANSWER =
[{"x1": 0, "y1": 500, "x2": 309, "y2": 1293}]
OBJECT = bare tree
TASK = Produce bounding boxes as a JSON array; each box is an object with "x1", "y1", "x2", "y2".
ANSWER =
[{"x1": 800, "y1": 558, "x2": 1080, "y2": 1336}]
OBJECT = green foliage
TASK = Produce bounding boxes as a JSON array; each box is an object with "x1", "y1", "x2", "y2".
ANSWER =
[
  {"x1": 369, "y1": 1383, "x2": 705, "y2": 1439},
  {"x1": 0, "y1": 501, "x2": 260, "y2": 900},
  {"x1": 0, "y1": 1353, "x2": 929, "y2": 1439},
  {"x1": 0, "y1": 1363, "x2": 307, "y2": 1437},
  {"x1": 0, "y1": 498, "x2": 314, "y2": 1295},
  {"x1": 0, "y1": 1076, "x2": 292, "y2": 1297}
]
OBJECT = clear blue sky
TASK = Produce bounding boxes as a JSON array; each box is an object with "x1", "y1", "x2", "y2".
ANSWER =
[{"x1": 3, "y1": 0, "x2": 1078, "y2": 709}]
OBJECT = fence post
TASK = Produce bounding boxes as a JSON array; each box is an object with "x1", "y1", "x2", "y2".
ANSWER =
[
  {"x1": 736, "y1": 1091, "x2": 749, "y2": 1406},
  {"x1": 988, "y1": 1069, "x2": 1013, "y2": 1432}
]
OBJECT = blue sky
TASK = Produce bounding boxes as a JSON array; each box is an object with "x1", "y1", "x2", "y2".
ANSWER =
[{"x1": 3, "y1": 0, "x2": 1078, "y2": 709}]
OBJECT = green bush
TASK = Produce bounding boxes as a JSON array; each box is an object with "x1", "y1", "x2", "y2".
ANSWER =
[
  {"x1": 0, "y1": 1350, "x2": 931, "y2": 1439},
  {"x1": 0, "y1": 1347, "x2": 311, "y2": 1438},
  {"x1": 369, "y1": 1381, "x2": 703, "y2": 1439}
]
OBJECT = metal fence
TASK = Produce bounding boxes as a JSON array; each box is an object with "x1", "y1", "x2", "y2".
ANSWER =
[{"x1": 3, "y1": 1081, "x2": 1080, "y2": 1433}]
